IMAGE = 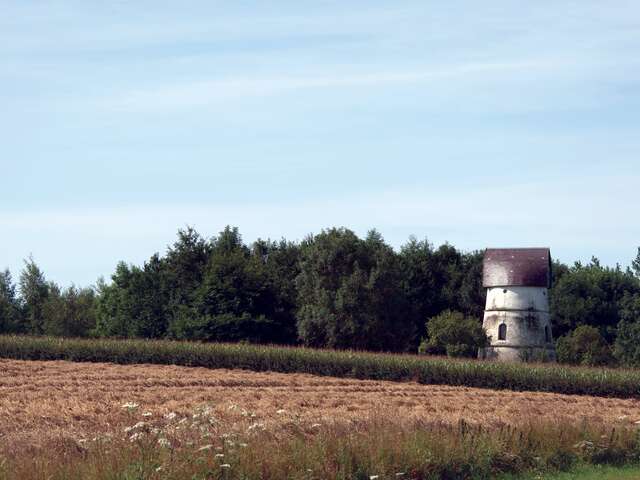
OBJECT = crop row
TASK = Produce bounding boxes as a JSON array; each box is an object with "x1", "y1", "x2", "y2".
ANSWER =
[{"x1": 1, "y1": 335, "x2": 639, "y2": 398}]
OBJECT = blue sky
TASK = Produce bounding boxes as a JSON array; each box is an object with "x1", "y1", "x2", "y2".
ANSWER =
[{"x1": 2, "y1": 1, "x2": 640, "y2": 286}]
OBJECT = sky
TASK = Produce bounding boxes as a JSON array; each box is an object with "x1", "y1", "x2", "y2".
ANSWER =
[{"x1": 2, "y1": 1, "x2": 640, "y2": 287}]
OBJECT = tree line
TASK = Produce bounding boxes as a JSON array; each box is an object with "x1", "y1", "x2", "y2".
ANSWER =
[{"x1": 2, "y1": 226, "x2": 640, "y2": 367}]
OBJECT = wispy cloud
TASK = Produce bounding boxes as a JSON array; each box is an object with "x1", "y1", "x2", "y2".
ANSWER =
[{"x1": 99, "y1": 59, "x2": 566, "y2": 112}]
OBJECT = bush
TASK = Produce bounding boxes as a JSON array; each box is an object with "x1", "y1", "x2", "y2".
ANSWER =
[
  {"x1": 418, "y1": 310, "x2": 488, "y2": 358},
  {"x1": 556, "y1": 325, "x2": 614, "y2": 366},
  {"x1": 614, "y1": 320, "x2": 640, "y2": 367}
]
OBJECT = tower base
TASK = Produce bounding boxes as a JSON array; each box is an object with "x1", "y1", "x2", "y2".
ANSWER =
[{"x1": 479, "y1": 345, "x2": 556, "y2": 363}]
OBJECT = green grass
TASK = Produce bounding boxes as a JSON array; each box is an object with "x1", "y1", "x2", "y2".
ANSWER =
[
  {"x1": 2, "y1": 334, "x2": 640, "y2": 398},
  {"x1": 504, "y1": 464, "x2": 640, "y2": 479}
]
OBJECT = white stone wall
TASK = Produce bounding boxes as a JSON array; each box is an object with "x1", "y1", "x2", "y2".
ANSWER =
[{"x1": 480, "y1": 286, "x2": 556, "y2": 362}]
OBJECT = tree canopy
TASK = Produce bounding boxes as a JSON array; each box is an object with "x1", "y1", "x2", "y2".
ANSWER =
[{"x1": 2, "y1": 226, "x2": 639, "y2": 367}]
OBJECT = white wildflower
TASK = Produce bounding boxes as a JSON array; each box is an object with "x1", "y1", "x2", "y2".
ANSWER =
[
  {"x1": 311, "y1": 423, "x2": 321, "y2": 428},
  {"x1": 164, "y1": 412, "x2": 177, "y2": 421},
  {"x1": 121, "y1": 402, "x2": 139, "y2": 411},
  {"x1": 220, "y1": 464, "x2": 231, "y2": 469},
  {"x1": 276, "y1": 409, "x2": 286, "y2": 414},
  {"x1": 370, "y1": 476, "x2": 379, "y2": 480},
  {"x1": 142, "y1": 412, "x2": 153, "y2": 418},
  {"x1": 198, "y1": 444, "x2": 214, "y2": 452},
  {"x1": 124, "y1": 421, "x2": 147, "y2": 433},
  {"x1": 239, "y1": 442, "x2": 248, "y2": 448},
  {"x1": 155, "y1": 466, "x2": 163, "y2": 472},
  {"x1": 215, "y1": 453, "x2": 224, "y2": 458},
  {"x1": 157, "y1": 438, "x2": 172, "y2": 448},
  {"x1": 129, "y1": 431, "x2": 145, "y2": 442}
]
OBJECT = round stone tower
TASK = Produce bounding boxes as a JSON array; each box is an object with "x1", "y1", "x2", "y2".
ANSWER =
[{"x1": 479, "y1": 248, "x2": 556, "y2": 362}]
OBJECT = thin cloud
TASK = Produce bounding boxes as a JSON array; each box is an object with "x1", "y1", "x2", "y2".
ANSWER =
[{"x1": 100, "y1": 59, "x2": 564, "y2": 112}]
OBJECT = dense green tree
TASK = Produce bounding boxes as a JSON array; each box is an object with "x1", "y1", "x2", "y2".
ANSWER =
[
  {"x1": 0, "y1": 270, "x2": 23, "y2": 333},
  {"x1": 170, "y1": 227, "x2": 285, "y2": 343},
  {"x1": 556, "y1": 325, "x2": 613, "y2": 366},
  {"x1": 550, "y1": 259, "x2": 640, "y2": 341},
  {"x1": 296, "y1": 228, "x2": 413, "y2": 351},
  {"x1": 95, "y1": 256, "x2": 169, "y2": 338},
  {"x1": 19, "y1": 257, "x2": 49, "y2": 334},
  {"x1": 251, "y1": 238, "x2": 301, "y2": 344},
  {"x1": 632, "y1": 247, "x2": 640, "y2": 278},
  {"x1": 399, "y1": 239, "x2": 484, "y2": 348},
  {"x1": 418, "y1": 310, "x2": 488, "y2": 358},
  {"x1": 164, "y1": 227, "x2": 211, "y2": 319}
]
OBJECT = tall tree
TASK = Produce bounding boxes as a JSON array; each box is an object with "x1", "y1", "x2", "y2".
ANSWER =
[
  {"x1": 296, "y1": 228, "x2": 413, "y2": 351},
  {"x1": 0, "y1": 269, "x2": 22, "y2": 333},
  {"x1": 170, "y1": 226, "x2": 283, "y2": 343},
  {"x1": 19, "y1": 257, "x2": 49, "y2": 334},
  {"x1": 632, "y1": 247, "x2": 640, "y2": 278},
  {"x1": 550, "y1": 258, "x2": 640, "y2": 341}
]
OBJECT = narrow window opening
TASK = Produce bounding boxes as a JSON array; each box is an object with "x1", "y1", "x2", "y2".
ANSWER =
[
  {"x1": 498, "y1": 323, "x2": 507, "y2": 341},
  {"x1": 545, "y1": 326, "x2": 551, "y2": 343}
]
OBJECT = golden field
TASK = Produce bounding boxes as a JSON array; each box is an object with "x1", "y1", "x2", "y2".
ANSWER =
[{"x1": 2, "y1": 358, "x2": 640, "y2": 456}]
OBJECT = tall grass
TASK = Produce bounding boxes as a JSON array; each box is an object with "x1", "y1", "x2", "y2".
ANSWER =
[
  {"x1": 1, "y1": 335, "x2": 640, "y2": 398},
  {"x1": 2, "y1": 412, "x2": 640, "y2": 480}
]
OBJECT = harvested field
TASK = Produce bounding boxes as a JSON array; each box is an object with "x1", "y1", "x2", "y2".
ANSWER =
[{"x1": 2, "y1": 358, "x2": 640, "y2": 456}]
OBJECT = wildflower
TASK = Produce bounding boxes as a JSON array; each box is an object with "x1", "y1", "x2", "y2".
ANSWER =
[
  {"x1": 276, "y1": 409, "x2": 286, "y2": 414},
  {"x1": 311, "y1": 423, "x2": 321, "y2": 428},
  {"x1": 155, "y1": 466, "x2": 163, "y2": 472},
  {"x1": 121, "y1": 402, "x2": 139, "y2": 411},
  {"x1": 157, "y1": 438, "x2": 172, "y2": 448},
  {"x1": 198, "y1": 444, "x2": 214, "y2": 452},
  {"x1": 215, "y1": 453, "x2": 224, "y2": 458},
  {"x1": 142, "y1": 412, "x2": 153, "y2": 418},
  {"x1": 164, "y1": 412, "x2": 177, "y2": 421},
  {"x1": 220, "y1": 464, "x2": 231, "y2": 469},
  {"x1": 129, "y1": 432, "x2": 145, "y2": 442},
  {"x1": 239, "y1": 442, "x2": 248, "y2": 448},
  {"x1": 124, "y1": 421, "x2": 147, "y2": 433},
  {"x1": 370, "y1": 476, "x2": 379, "y2": 480}
]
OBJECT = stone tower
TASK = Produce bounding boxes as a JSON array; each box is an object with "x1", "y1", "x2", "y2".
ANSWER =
[{"x1": 479, "y1": 248, "x2": 556, "y2": 362}]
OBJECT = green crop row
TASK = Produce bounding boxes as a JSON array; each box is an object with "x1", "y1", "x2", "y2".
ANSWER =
[{"x1": 1, "y1": 335, "x2": 640, "y2": 398}]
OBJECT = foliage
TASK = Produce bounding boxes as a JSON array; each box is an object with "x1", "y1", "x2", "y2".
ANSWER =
[
  {"x1": 556, "y1": 325, "x2": 614, "y2": 366},
  {"x1": 550, "y1": 259, "x2": 640, "y2": 341},
  {"x1": 0, "y1": 270, "x2": 22, "y2": 333},
  {"x1": 419, "y1": 310, "x2": 488, "y2": 358},
  {"x1": 1, "y1": 228, "x2": 639, "y2": 364},
  {"x1": 296, "y1": 228, "x2": 413, "y2": 351},
  {"x1": 19, "y1": 257, "x2": 49, "y2": 335},
  {"x1": 3, "y1": 335, "x2": 640, "y2": 399}
]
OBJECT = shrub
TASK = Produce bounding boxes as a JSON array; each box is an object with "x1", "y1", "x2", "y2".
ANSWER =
[
  {"x1": 418, "y1": 310, "x2": 488, "y2": 358},
  {"x1": 556, "y1": 325, "x2": 614, "y2": 366}
]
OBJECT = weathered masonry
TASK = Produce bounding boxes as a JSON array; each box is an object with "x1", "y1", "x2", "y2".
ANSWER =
[{"x1": 479, "y1": 248, "x2": 556, "y2": 362}]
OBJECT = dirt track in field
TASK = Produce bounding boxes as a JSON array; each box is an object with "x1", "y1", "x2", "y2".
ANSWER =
[{"x1": 1, "y1": 359, "x2": 639, "y2": 451}]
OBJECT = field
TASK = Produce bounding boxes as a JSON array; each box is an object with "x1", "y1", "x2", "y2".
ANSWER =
[
  {"x1": 3, "y1": 335, "x2": 640, "y2": 398},
  {"x1": 3, "y1": 358, "x2": 640, "y2": 479}
]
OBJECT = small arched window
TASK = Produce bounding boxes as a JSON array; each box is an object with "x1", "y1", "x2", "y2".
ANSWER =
[
  {"x1": 498, "y1": 323, "x2": 507, "y2": 341},
  {"x1": 545, "y1": 326, "x2": 551, "y2": 343}
]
